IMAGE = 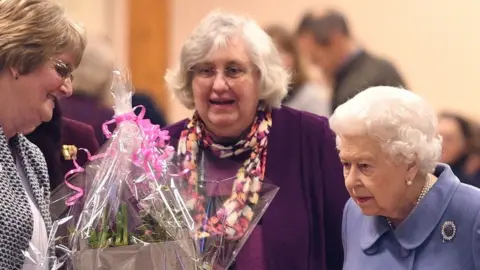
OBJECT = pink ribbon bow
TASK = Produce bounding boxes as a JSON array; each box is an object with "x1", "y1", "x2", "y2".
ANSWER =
[
  {"x1": 132, "y1": 117, "x2": 176, "y2": 179},
  {"x1": 65, "y1": 105, "x2": 185, "y2": 205}
]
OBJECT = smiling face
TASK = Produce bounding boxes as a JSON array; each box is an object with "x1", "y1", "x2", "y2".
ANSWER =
[
  {"x1": 6, "y1": 52, "x2": 75, "y2": 134},
  {"x1": 338, "y1": 135, "x2": 417, "y2": 218},
  {"x1": 191, "y1": 36, "x2": 260, "y2": 139}
]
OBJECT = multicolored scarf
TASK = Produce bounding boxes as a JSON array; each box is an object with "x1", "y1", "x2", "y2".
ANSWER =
[{"x1": 177, "y1": 104, "x2": 272, "y2": 239}]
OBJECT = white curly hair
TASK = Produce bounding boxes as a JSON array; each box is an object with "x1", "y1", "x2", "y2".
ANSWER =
[
  {"x1": 329, "y1": 86, "x2": 442, "y2": 174},
  {"x1": 164, "y1": 10, "x2": 290, "y2": 110}
]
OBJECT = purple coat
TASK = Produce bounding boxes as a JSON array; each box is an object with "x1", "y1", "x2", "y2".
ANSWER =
[
  {"x1": 26, "y1": 101, "x2": 100, "y2": 191},
  {"x1": 166, "y1": 106, "x2": 349, "y2": 270},
  {"x1": 59, "y1": 94, "x2": 114, "y2": 146}
]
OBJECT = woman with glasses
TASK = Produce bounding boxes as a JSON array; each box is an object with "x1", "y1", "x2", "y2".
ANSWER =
[
  {"x1": 164, "y1": 11, "x2": 348, "y2": 270},
  {"x1": 0, "y1": 0, "x2": 86, "y2": 268}
]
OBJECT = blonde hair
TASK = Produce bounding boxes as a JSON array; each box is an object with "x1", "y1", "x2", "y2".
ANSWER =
[
  {"x1": 165, "y1": 10, "x2": 290, "y2": 110},
  {"x1": 0, "y1": 0, "x2": 87, "y2": 74}
]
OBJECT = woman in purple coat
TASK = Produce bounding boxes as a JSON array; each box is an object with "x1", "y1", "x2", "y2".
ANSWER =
[{"x1": 164, "y1": 11, "x2": 348, "y2": 270}]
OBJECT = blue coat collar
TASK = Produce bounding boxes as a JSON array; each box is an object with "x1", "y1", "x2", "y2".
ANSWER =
[{"x1": 360, "y1": 164, "x2": 460, "y2": 251}]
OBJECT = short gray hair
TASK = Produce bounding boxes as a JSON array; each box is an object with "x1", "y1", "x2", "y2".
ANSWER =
[
  {"x1": 165, "y1": 10, "x2": 289, "y2": 110},
  {"x1": 329, "y1": 86, "x2": 442, "y2": 174}
]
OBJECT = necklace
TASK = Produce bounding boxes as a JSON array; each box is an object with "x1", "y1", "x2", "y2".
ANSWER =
[{"x1": 386, "y1": 175, "x2": 434, "y2": 228}]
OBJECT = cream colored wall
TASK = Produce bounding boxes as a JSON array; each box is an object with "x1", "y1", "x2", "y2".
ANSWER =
[
  {"x1": 57, "y1": 0, "x2": 129, "y2": 69},
  {"x1": 58, "y1": 0, "x2": 480, "y2": 123}
]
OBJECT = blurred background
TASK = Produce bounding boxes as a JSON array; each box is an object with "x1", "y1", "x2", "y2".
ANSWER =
[
  {"x1": 58, "y1": 0, "x2": 479, "y2": 122},
  {"x1": 57, "y1": 0, "x2": 480, "y2": 185}
]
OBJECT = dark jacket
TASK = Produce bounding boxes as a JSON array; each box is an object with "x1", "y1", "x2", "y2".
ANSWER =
[
  {"x1": 132, "y1": 92, "x2": 168, "y2": 128},
  {"x1": 332, "y1": 50, "x2": 407, "y2": 112}
]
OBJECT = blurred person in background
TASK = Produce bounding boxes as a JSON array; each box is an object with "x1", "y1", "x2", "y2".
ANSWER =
[
  {"x1": 132, "y1": 91, "x2": 168, "y2": 127},
  {"x1": 438, "y1": 112, "x2": 480, "y2": 187},
  {"x1": 465, "y1": 122, "x2": 480, "y2": 187},
  {"x1": 60, "y1": 37, "x2": 168, "y2": 145},
  {"x1": 26, "y1": 99, "x2": 99, "y2": 191},
  {"x1": 264, "y1": 24, "x2": 330, "y2": 116},
  {"x1": 295, "y1": 11, "x2": 328, "y2": 86},
  {"x1": 295, "y1": 11, "x2": 315, "y2": 56},
  {"x1": 298, "y1": 9, "x2": 407, "y2": 112},
  {"x1": 332, "y1": 86, "x2": 480, "y2": 269},
  {"x1": 59, "y1": 37, "x2": 114, "y2": 145},
  {"x1": 0, "y1": 0, "x2": 86, "y2": 268},
  {"x1": 165, "y1": 10, "x2": 348, "y2": 270}
]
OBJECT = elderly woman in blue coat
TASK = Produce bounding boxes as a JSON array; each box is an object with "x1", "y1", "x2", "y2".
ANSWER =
[{"x1": 330, "y1": 85, "x2": 480, "y2": 270}]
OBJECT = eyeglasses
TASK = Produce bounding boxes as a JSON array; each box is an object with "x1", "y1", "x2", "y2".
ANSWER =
[
  {"x1": 50, "y1": 58, "x2": 74, "y2": 82},
  {"x1": 189, "y1": 63, "x2": 251, "y2": 85}
]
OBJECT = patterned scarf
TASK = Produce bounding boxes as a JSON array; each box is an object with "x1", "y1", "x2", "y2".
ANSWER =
[
  {"x1": 0, "y1": 128, "x2": 53, "y2": 269},
  {"x1": 177, "y1": 104, "x2": 272, "y2": 239}
]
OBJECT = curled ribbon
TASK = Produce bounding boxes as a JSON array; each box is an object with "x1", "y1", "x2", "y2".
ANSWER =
[
  {"x1": 65, "y1": 105, "x2": 148, "y2": 205},
  {"x1": 102, "y1": 105, "x2": 146, "y2": 139},
  {"x1": 132, "y1": 115, "x2": 181, "y2": 179},
  {"x1": 64, "y1": 148, "x2": 108, "y2": 206}
]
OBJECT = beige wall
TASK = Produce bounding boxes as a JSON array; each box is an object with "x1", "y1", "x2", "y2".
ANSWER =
[
  {"x1": 59, "y1": 0, "x2": 480, "y2": 122},
  {"x1": 58, "y1": 0, "x2": 129, "y2": 69}
]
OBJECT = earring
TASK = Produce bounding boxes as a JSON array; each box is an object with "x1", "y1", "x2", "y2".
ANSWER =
[
  {"x1": 14, "y1": 74, "x2": 19, "y2": 80},
  {"x1": 406, "y1": 179, "x2": 413, "y2": 186}
]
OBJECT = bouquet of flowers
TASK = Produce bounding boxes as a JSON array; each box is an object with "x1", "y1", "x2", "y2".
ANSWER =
[
  {"x1": 176, "y1": 174, "x2": 279, "y2": 269},
  {"x1": 50, "y1": 69, "x2": 280, "y2": 269},
  {"x1": 51, "y1": 69, "x2": 197, "y2": 269}
]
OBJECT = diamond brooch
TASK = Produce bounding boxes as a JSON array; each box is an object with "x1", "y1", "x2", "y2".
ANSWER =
[{"x1": 441, "y1": 221, "x2": 456, "y2": 243}]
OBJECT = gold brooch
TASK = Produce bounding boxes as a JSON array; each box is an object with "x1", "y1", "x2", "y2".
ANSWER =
[{"x1": 62, "y1": 145, "x2": 78, "y2": 160}]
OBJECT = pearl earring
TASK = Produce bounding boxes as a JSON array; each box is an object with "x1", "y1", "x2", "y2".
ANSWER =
[{"x1": 406, "y1": 179, "x2": 413, "y2": 186}]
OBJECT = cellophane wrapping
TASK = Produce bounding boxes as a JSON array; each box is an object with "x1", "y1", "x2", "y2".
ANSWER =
[
  {"x1": 50, "y1": 69, "x2": 280, "y2": 270},
  {"x1": 176, "y1": 174, "x2": 279, "y2": 269},
  {"x1": 50, "y1": 69, "x2": 197, "y2": 269},
  {"x1": 22, "y1": 219, "x2": 64, "y2": 270}
]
